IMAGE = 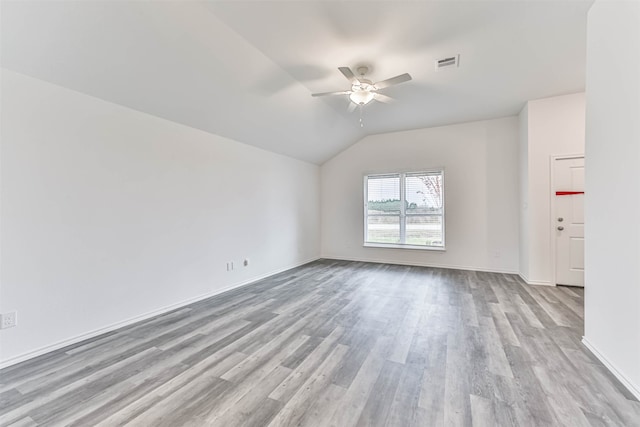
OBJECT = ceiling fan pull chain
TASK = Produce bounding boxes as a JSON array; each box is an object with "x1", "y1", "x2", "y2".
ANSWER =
[{"x1": 359, "y1": 104, "x2": 364, "y2": 128}]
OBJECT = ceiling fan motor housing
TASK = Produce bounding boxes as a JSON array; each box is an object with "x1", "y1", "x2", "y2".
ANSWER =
[{"x1": 356, "y1": 66, "x2": 370, "y2": 76}]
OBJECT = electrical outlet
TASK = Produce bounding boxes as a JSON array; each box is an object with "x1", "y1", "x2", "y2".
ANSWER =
[
  {"x1": 226, "y1": 261, "x2": 234, "y2": 271},
  {"x1": 1, "y1": 311, "x2": 17, "y2": 329},
  {"x1": 243, "y1": 259, "x2": 249, "y2": 267}
]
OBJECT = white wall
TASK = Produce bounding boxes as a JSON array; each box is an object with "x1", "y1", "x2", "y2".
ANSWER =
[
  {"x1": 0, "y1": 70, "x2": 320, "y2": 365},
  {"x1": 321, "y1": 117, "x2": 519, "y2": 273},
  {"x1": 583, "y1": 0, "x2": 640, "y2": 398},
  {"x1": 518, "y1": 105, "x2": 530, "y2": 280},
  {"x1": 519, "y1": 93, "x2": 585, "y2": 285}
]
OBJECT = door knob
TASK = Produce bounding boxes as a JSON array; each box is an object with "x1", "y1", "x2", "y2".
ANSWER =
[
  {"x1": 557, "y1": 226, "x2": 564, "y2": 231},
  {"x1": 557, "y1": 217, "x2": 564, "y2": 222}
]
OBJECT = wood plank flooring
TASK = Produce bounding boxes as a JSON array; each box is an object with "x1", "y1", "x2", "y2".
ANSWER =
[{"x1": 1, "y1": 260, "x2": 639, "y2": 426}]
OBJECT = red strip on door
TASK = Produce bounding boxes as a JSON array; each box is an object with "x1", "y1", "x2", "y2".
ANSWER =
[{"x1": 555, "y1": 191, "x2": 584, "y2": 196}]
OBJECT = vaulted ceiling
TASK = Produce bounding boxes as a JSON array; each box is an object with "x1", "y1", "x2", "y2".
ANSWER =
[{"x1": 1, "y1": 1, "x2": 592, "y2": 164}]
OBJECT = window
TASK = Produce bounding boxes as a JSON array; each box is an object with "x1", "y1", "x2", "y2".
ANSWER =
[{"x1": 364, "y1": 170, "x2": 445, "y2": 250}]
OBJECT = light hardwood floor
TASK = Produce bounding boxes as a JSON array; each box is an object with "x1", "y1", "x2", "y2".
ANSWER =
[{"x1": 1, "y1": 260, "x2": 639, "y2": 426}]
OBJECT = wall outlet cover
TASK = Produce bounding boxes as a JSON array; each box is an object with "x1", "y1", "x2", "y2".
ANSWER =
[{"x1": 1, "y1": 311, "x2": 17, "y2": 329}]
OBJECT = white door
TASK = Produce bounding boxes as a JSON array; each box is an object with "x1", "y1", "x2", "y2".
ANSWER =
[{"x1": 554, "y1": 157, "x2": 585, "y2": 287}]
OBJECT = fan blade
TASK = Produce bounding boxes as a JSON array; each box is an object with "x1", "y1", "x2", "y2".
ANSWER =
[
  {"x1": 338, "y1": 67, "x2": 360, "y2": 85},
  {"x1": 374, "y1": 93, "x2": 395, "y2": 104},
  {"x1": 311, "y1": 90, "x2": 351, "y2": 97},
  {"x1": 374, "y1": 73, "x2": 412, "y2": 90},
  {"x1": 347, "y1": 102, "x2": 357, "y2": 113}
]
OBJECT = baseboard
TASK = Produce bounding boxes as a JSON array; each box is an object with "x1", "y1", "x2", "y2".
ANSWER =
[
  {"x1": 320, "y1": 255, "x2": 519, "y2": 275},
  {"x1": 518, "y1": 272, "x2": 554, "y2": 287},
  {"x1": 0, "y1": 256, "x2": 320, "y2": 370},
  {"x1": 582, "y1": 337, "x2": 640, "y2": 401}
]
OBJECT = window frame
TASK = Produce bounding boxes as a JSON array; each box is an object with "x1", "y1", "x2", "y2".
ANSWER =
[{"x1": 363, "y1": 169, "x2": 446, "y2": 251}]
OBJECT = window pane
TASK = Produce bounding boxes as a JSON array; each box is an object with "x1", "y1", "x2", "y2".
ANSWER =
[
  {"x1": 406, "y1": 173, "x2": 443, "y2": 215},
  {"x1": 367, "y1": 175, "x2": 401, "y2": 215},
  {"x1": 366, "y1": 215, "x2": 400, "y2": 244},
  {"x1": 406, "y1": 215, "x2": 443, "y2": 246}
]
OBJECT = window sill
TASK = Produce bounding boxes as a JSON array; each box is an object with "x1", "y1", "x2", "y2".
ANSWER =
[{"x1": 363, "y1": 243, "x2": 446, "y2": 251}]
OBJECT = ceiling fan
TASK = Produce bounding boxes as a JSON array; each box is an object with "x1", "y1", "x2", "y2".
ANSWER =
[{"x1": 311, "y1": 66, "x2": 412, "y2": 112}]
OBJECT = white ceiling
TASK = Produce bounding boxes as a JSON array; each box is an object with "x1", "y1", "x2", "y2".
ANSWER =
[{"x1": 1, "y1": 1, "x2": 592, "y2": 164}]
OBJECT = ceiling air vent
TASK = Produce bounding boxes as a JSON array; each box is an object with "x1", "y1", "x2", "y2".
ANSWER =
[{"x1": 435, "y1": 54, "x2": 460, "y2": 71}]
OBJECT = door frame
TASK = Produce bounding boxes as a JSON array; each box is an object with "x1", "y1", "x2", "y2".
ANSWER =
[{"x1": 549, "y1": 154, "x2": 585, "y2": 286}]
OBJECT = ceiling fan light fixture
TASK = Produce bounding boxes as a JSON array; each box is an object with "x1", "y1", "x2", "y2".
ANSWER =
[
  {"x1": 349, "y1": 90, "x2": 375, "y2": 105},
  {"x1": 311, "y1": 66, "x2": 412, "y2": 111}
]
